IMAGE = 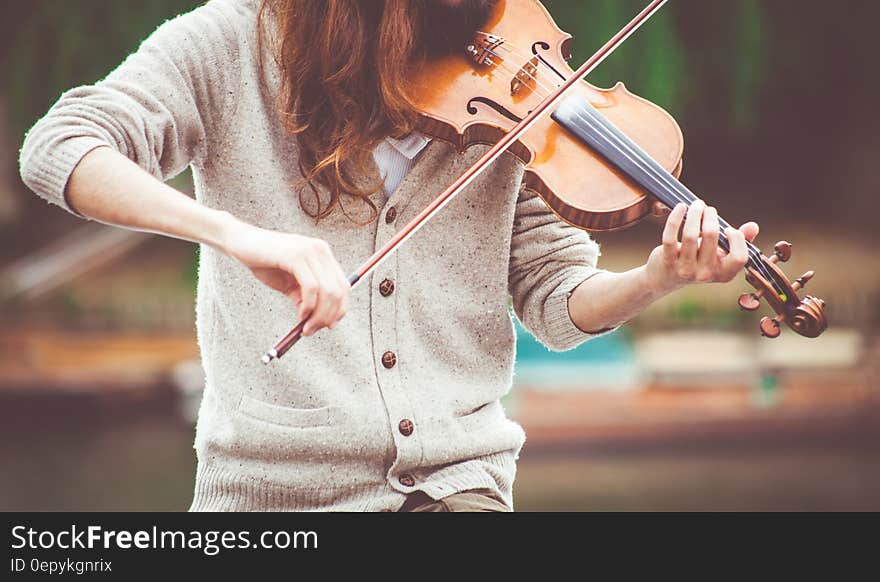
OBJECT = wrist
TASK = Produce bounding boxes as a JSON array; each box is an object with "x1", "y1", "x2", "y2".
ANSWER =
[
  {"x1": 640, "y1": 262, "x2": 681, "y2": 299},
  {"x1": 210, "y1": 209, "x2": 250, "y2": 255}
]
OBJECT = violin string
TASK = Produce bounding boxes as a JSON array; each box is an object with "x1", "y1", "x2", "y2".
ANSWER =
[
  {"x1": 479, "y1": 43, "x2": 778, "y2": 288},
  {"x1": 482, "y1": 44, "x2": 561, "y2": 97},
  {"x1": 489, "y1": 40, "x2": 567, "y2": 82}
]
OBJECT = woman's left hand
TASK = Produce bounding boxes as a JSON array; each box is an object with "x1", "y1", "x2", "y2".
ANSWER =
[{"x1": 645, "y1": 200, "x2": 759, "y2": 295}]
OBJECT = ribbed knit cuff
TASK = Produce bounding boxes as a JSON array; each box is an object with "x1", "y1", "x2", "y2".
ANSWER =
[
  {"x1": 543, "y1": 267, "x2": 619, "y2": 352},
  {"x1": 189, "y1": 462, "x2": 406, "y2": 512},
  {"x1": 21, "y1": 135, "x2": 113, "y2": 219}
]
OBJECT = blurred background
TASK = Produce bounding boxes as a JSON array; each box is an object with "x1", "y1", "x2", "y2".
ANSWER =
[{"x1": 0, "y1": 0, "x2": 877, "y2": 511}]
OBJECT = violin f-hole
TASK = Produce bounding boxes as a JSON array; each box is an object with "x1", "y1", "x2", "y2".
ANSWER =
[
  {"x1": 531, "y1": 40, "x2": 567, "y2": 81},
  {"x1": 466, "y1": 97, "x2": 524, "y2": 124}
]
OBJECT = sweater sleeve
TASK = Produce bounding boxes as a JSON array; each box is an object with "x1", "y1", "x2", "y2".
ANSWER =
[
  {"x1": 18, "y1": 0, "x2": 245, "y2": 218},
  {"x1": 507, "y1": 185, "x2": 619, "y2": 352}
]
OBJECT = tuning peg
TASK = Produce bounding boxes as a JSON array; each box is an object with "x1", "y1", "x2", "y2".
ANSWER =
[
  {"x1": 792, "y1": 271, "x2": 814, "y2": 292},
  {"x1": 759, "y1": 315, "x2": 784, "y2": 338},
  {"x1": 771, "y1": 241, "x2": 792, "y2": 263},
  {"x1": 738, "y1": 291, "x2": 763, "y2": 311}
]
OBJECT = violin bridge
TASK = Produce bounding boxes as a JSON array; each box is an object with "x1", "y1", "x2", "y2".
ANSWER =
[{"x1": 511, "y1": 56, "x2": 540, "y2": 96}]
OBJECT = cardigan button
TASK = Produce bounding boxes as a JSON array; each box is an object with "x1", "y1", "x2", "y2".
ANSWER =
[
  {"x1": 381, "y1": 351, "x2": 397, "y2": 369},
  {"x1": 398, "y1": 473, "x2": 416, "y2": 487},
  {"x1": 385, "y1": 206, "x2": 397, "y2": 224},
  {"x1": 398, "y1": 418, "x2": 414, "y2": 436},
  {"x1": 379, "y1": 278, "x2": 395, "y2": 297}
]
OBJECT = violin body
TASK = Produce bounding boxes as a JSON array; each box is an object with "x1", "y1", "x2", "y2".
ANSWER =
[{"x1": 408, "y1": 0, "x2": 683, "y2": 231}]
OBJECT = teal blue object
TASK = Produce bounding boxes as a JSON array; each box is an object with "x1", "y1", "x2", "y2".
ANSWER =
[{"x1": 512, "y1": 318, "x2": 638, "y2": 390}]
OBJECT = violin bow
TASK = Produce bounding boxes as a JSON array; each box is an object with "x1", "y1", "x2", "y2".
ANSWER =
[{"x1": 261, "y1": 0, "x2": 669, "y2": 364}]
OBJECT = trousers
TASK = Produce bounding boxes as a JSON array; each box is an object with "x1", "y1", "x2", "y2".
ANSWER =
[{"x1": 397, "y1": 488, "x2": 511, "y2": 512}]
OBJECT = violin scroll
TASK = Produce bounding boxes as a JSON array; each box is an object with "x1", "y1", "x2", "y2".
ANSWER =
[{"x1": 737, "y1": 240, "x2": 828, "y2": 338}]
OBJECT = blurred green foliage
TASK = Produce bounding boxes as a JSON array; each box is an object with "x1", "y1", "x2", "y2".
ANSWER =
[
  {"x1": 544, "y1": 0, "x2": 768, "y2": 129},
  {"x1": 670, "y1": 298, "x2": 747, "y2": 329},
  {"x1": 1, "y1": 0, "x2": 201, "y2": 140}
]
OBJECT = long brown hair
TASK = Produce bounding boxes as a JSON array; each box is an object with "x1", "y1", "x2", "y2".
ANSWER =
[{"x1": 257, "y1": 0, "x2": 424, "y2": 225}]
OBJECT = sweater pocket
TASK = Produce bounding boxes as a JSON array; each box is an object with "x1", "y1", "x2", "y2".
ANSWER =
[
  {"x1": 455, "y1": 400, "x2": 505, "y2": 433},
  {"x1": 236, "y1": 394, "x2": 337, "y2": 429}
]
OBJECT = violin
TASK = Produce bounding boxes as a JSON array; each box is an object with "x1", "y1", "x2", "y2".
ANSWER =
[{"x1": 261, "y1": 0, "x2": 827, "y2": 364}]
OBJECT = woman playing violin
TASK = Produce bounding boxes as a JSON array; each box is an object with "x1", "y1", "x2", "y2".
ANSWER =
[{"x1": 19, "y1": 0, "x2": 758, "y2": 512}]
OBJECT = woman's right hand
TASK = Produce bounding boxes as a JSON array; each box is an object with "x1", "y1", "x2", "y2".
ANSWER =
[{"x1": 220, "y1": 217, "x2": 350, "y2": 336}]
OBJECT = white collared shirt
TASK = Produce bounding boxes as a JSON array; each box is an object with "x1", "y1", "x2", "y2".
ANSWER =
[{"x1": 372, "y1": 132, "x2": 432, "y2": 197}]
